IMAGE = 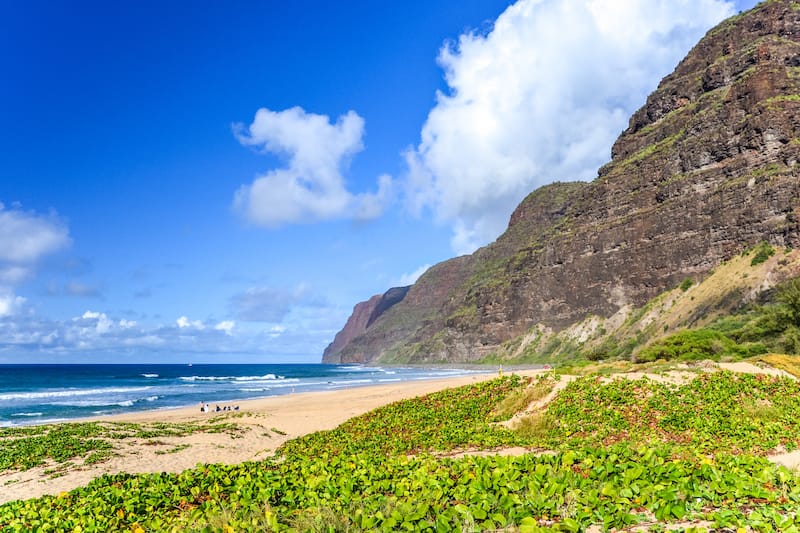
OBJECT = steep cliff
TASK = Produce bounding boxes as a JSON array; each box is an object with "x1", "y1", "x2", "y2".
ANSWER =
[
  {"x1": 326, "y1": 0, "x2": 800, "y2": 365},
  {"x1": 322, "y1": 286, "x2": 410, "y2": 363}
]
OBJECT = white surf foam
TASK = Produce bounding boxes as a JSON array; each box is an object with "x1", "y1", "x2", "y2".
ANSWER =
[{"x1": 0, "y1": 387, "x2": 151, "y2": 402}]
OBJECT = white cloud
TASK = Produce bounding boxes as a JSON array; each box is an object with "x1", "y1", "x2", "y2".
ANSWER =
[
  {"x1": 177, "y1": 316, "x2": 205, "y2": 330},
  {"x1": 215, "y1": 320, "x2": 235, "y2": 336},
  {"x1": 0, "y1": 305, "x2": 333, "y2": 359},
  {"x1": 0, "y1": 203, "x2": 71, "y2": 315},
  {"x1": 233, "y1": 106, "x2": 392, "y2": 226},
  {"x1": 397, "y1": 264, "x2": 431, "y2": 286},
  {"x1": 0, "y1": 202, "x2": 70, "y2": 263},
  {"x1": 0, "y1": 290, "x2": 26, "y2": 317},
  {"x1": 76, "y1": 310, "x2": 113, "y2": 335},
  {"x1": 405, "y1": 0, "x2": 735, "y2": 254}
]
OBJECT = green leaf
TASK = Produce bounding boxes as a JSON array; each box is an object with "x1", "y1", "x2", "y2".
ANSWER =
[{"x1": 671, "y1": 503, "x2": 686, "y2": 519}]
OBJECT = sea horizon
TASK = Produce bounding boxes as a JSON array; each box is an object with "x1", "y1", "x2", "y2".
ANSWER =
[{"x1": 0, "y1": 363, "x2": 487, "y2": 427}]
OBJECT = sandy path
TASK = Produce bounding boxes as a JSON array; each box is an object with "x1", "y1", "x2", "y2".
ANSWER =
[{"x1": 0, "y1": 370, "x2": 543, "y2": 504}]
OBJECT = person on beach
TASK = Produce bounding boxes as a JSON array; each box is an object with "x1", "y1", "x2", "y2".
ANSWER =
[{"x1": 200, "y1": 402, "x2": 205, "y2": 413}]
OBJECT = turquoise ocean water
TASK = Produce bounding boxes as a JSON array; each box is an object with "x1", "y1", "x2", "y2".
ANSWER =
[{"x1": 0, "y1": 364, "x2": 479, "y2": 427}]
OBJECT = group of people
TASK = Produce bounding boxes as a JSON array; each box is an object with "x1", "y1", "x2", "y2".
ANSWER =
[{"x1": 199, "y1": 402, "x2": 239, "y2": 413}]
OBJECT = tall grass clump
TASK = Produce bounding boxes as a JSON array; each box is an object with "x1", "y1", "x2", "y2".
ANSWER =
[{"x1": 490, "y1": 374, "x2": 555, "y2": 420}]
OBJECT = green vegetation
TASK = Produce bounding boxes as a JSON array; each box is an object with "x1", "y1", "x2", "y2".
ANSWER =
[
  {"x1": 535, "y1": 371, "x2": 800, "y2": 454},
  {"x1": 701, "y1": 278, "x2": 800, "y2": 355},
  {"x1": 5, "y1": 446, "x2": 799, "y2": 532},
  {"x1": 488, "y1": 253, "x2": 800, "y2": 367},
  {"x1": 751, "y1": 241, "x2": 776, "y2": 266},
  {"x1": 613, "y1": 131, "x2": 683, "y2": 171},
  {"x1": 490, "y1": 375, "x2": 555, "y2": 419},
  {"x1": 278, "y1": 376, "x2": 525, "y2": 458},
  {"x1": 762, "y1": 93, "x2": 800, "y2": 111},
  {"x1": 634, "y1": 329, "x2": 767, "y2": 362},
  {"x1": 3, "y1": 372, "x2": 800, "y2": 531},
  {"x1": 7, "y1": 272, "x2": 800, "y2": 530},
  {"x1": 445, "y1": 304, "x2": 480, "y2": 330},
  {"x1": 0, "y1": 420, "x2": 243, "y2": 473}
]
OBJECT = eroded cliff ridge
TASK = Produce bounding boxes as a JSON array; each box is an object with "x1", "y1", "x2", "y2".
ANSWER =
[
  {"x1": 323, "y1": 287, "x2": 409, "y2": 363},
  {"x1": 326, "y1": 0, "x2": 800, "y2": 364}
]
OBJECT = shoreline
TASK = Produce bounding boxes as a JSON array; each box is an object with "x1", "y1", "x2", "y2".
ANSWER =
[
  {"x1": 0, "y1": 368, "x2": 544, "y2": 504},
  {"x1": 1, "y1": 363, "x2": 532, "y2": 429}
]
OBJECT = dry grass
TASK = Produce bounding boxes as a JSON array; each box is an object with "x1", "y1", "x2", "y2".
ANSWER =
[
  {"x1": 515, "y1": 412, "x2": 556, "y2": 440},
  {"x1": 491, "y1": 376, "x2": 555, "y2": 419},
  {"x1": 758, "y1": 353, "x2": 800, "y2": 378},
  {"x1": 555, "y1": 360, "x2": 636, "y2": 376}
]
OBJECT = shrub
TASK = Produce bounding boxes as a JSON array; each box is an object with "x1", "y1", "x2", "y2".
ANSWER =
[
  {"x1": 750, "y1": 241, "x2": 775, "y2": 266},
  {"x1": 634, "y1": 329, "x2": 766, "y2": 362}
]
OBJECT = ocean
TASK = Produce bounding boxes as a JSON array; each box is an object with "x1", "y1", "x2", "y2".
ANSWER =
[{"x1": 0, "y1": 364, "x2": 480, "y2": 427}]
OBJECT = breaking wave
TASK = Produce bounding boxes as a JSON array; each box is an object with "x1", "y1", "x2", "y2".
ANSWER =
[
  {"x1": 0, "y1": 387, "x2": 151, "y2": 402},
  {"x1": 180, "y1": 374, "x2": 285, "y2": 382}
]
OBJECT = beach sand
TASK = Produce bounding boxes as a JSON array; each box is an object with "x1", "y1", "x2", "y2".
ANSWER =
[
  {"x1": 1, "y1": 369, "x2": 541, "y2": 504},
  {"x1": 4, "y1": 362, "x2": 796, "y2": 505}
]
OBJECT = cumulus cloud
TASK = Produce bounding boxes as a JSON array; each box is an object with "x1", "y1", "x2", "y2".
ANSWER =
[
  {"x1": 177, "y1": 316, "x2": 205, "y2": 330},
  {"x1": 0, "y1": 303, "x2": 343, "y2": 360},
  {"x1": 405, "y1": 0, "x2": 735, "y2": 254},
  {"x1": 215, "y1": 320, "x2": 235, "y2": 336},
  {"x1": 233, "y1": 106, "x2": 393, "y2": 226},
  {"x1": 0, "y1": 202, "x2": 71, "y2": 316},
  {"x1": 0, "y1": 291, "x2": 26, "y2": 318},
  {"x1": 79, "y1": 310, "x2": 114, "y2": 334},
  {"x1": 0, "y1": 202, "x2": 71, "y2": 263}
]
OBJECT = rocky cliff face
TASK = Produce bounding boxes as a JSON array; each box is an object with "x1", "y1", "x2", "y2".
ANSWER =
[
  {"x1": 325, "y1": 0, "x2": 800, "y2": 365},
  {"x1": 322, "y1": 286, "x2": 410, "y2": 363}
]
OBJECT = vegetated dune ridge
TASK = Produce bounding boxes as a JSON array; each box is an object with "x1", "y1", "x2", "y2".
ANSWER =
[
  {"x1": 0, "y1": 370, "x2": 533, "y2": 505},
  {"x1": 2, "y1": 361, "x2": 798, "y2": 506}
]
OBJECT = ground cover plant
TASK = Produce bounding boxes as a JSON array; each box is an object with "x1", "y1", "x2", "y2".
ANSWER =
[
  {"x1": 2, "y1": 372, "x2": 800, "y2": 531},
  {"x1": 527, "y1": 371, "x2": 800, "y2": 455},
  {"x1": 0, "y1": 420, "x2": 243, "y2": 472},
  {"x1": 277, "y1": 375, "x2": 527, "y2": 458},
  {"x1": 2, "y1": 444, "x2": 798, "y2": 531}
]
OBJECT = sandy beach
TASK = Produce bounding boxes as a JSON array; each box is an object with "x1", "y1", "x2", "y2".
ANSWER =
[
  {"x1": 1, "y1": 369, "x2": 540, "y2": 505},
  {"x1": 4, "y1": 362, "x2": 797, "y2": 505}
]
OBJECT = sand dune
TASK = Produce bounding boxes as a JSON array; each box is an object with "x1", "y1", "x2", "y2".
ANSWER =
[{"x1": 1, "y1": 369, "x2": 540, "y2": 504}]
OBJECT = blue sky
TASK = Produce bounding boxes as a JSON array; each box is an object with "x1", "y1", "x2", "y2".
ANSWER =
[{"x1": 1, "y1": 0, "x2": 758, "y2": 363}]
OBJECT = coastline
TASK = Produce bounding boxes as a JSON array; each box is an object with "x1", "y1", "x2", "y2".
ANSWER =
[
  {"x1": 0, "y1": 363, "x2": 514, "y2": 429},
  {"x1": 0, "y1": 368, "x2": 545, "y2": 504}
]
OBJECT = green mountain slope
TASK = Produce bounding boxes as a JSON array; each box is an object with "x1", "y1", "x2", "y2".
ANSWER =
[{"x1": 326, "y1": 0, "x2": 800, "y2": 365}]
